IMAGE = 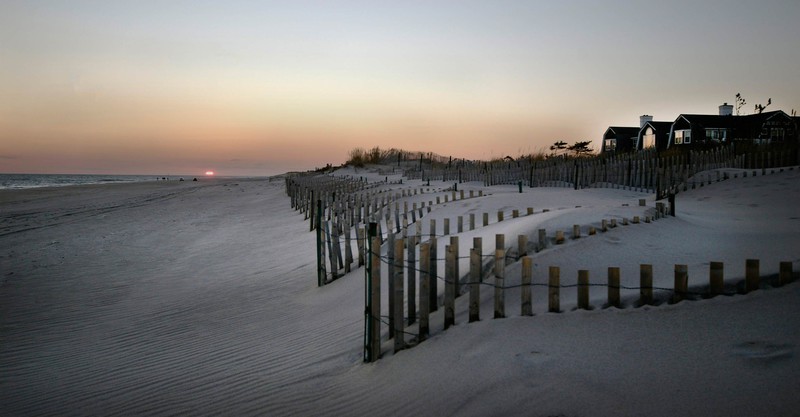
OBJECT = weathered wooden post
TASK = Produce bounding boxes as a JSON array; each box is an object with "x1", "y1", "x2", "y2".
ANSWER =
[
  {"x1": 419, "y1": 242, "x2": 431, "y2": 340},
  {"x1": 344, "y1": 222, "x2": 353, "y2": 273},
  {"x1": 548, "y1": 266, "x2": 560, "y2": 313},
  {"x1": 710, "y1": 261, "x2": 724, "y2": 297},
  {"x1": 457, "y1": 215, "x2": 463, "y2": 233},
  {"x1": 469, "y1": 213, "x2": 475, "y2": 230},
  {"x1": 779, "y1": 261, "x2": 793, "y2": 287},
  {"x1": 578, "y1": 270, "x2": 589, "y2": 310},
  {"x1": 387, "y1": 233, "x2": 395, "y2": 339},
  {"x1": 444, "y1": 218, "x2": 450, "y2": 235},
  {"x1": 445, "y1": 244, "x2": 456, "y2": 329},
  {"x1": 538, "y1": 229, "x2": 547, "y2": 251},
  {"x1": 483, "y1": 212, "x2": 489, "y2": 227},
  {"x1": 497, "y1": 211, "x2": 504, "y2": 222},
  {"x1": 326, "y1": 222, "x2": 339, "y2": 280},
  {"x1": 512, "y1": 209, "x2": 519, "y2": 218},
  {"x1": 450, "y1": 236, "x2": 460, "y2": 295},
  {"x1": 746, "y1": 259, "x2": 760, "y2": 293},
  {"x1": 572, "y1": 225, "x2": 581, "y2": 239},
  {"x1": 407, "y1": 237, "x2": 416, "y2": 325},
  {"x1": 369, "y1": 231, "x2": 381, "y2": 362},
  {"x1": 521, "y1": 256, "x2": 533, "y2": 316},
  {"x1": 469, "y1": 238, "x2": 482, "y2": 323},
  {"x1": 673, "y1": 264, "x2": 688, "y2": 303},
  {"x1": 555, "y1": 230, "x2": 565, "y2": 244},
  {"x1": 517, "y1": 234, "x2": 528, "y2": 259},
  {"x1": 316, "y1": 200, "x2": 326, "y2": 287},
  {"x1": 640, "y1": 264, "x2": 653, "y2": 306},
  {"x1": 608, "y1": 267, "x2": 620, "y2": 308},
  {"x1": 494, "y1": 248, "x2": 506, "y2": 318},
  {"x1": 668, "y1": 192, "x2": 676, "y2": 216},
  {"x1": 429, "y1": 234, "x2": 438, "y2": 312},
  {"x1": 356, "y1": 227, "x2": 366, "y2": 266},
  {"x1": 393, "y1": 239, "x2": 405, "y2": 352}
]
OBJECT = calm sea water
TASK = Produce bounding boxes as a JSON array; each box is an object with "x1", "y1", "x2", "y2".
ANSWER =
[{"x1": 0, "y1": 173, "x2": 169, "y2": 190}]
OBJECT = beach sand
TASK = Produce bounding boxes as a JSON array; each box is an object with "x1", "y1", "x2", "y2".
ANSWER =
[{"x1": 2, "y1": 171, "x2": 799, "y2": 416}]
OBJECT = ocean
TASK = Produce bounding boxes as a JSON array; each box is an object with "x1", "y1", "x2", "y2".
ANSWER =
[{"x1": 0, "y1": 173, "x2": 169, "y2": 190}]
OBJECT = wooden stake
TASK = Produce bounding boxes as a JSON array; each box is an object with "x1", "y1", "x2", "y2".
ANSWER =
[
  {"x1": 746, "y1": 259, "x2": 759, "y2": 293},
  {"x1": 710, "y1": 261, "x2": 723, "y2": 296},
  {"x1": 578, "y1": 270, "x2": 589, "y2": 309},
  {"x1": 779, "y1": 261, "x2": 793, "y2": 287},
  {"x1": 640, "y1": 264, "x2": 653, "y2": 306},
  {"x1": 673, "y1": 264, "x2": 688, "y2": 303},
  {"x1": 369, "y1": 235, "x2": 381, "y2": 361},
  {"x1": 407, "y1": 237, "x2": 416, "y2": 325},
  {"x1": 393, "y1": 239, "x2": 405, "y2": 352},
  {"x1": 608, "y1": 267, "x2": 620, "y2": 308},
  {"x1": 419, "y1": 242, "x2": 430, "y2": 341},
  {"x1": 521, "y1": 257, "x2": 533, "y2": 316},
  {"x1": 445, "y1": 244, "x2": 456, "y2": 329},
  {"x1": 494, "y1": 249, "x2": 505, "y2": 318},
  {"x1": 518, "y1": 234, "x2": 528, "y2": 259},
  {"x1": 548, "y1": 266, "x2": 560, "y2": 313},
  {"x1": 469, "y1": 243, "x2": 481, "y2": 323},
  {"x1": 429, "y1": 235, "x2": 438, "y2": 312}
]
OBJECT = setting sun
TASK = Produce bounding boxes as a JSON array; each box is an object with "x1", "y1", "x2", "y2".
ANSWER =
[{"x1": 205, "y1": 171, "x2": 215, "y2": 176}]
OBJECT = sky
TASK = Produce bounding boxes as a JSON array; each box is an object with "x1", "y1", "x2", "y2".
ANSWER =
[{"x1": 1, "y1": 0, "x2": 799, "y2": 176}]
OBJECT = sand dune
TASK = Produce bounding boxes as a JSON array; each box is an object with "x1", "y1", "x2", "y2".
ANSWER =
[{"x1": 2, "y1": 170, "x2": 799, "y2": 416}]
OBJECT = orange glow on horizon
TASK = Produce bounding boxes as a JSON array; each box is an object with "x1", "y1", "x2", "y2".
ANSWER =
[{"x1": 205, "y1": 171, "x2": 215, "y2": 176}]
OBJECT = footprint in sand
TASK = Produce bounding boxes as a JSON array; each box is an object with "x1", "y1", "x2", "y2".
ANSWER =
[{"x1": 731, "y1": 340, "x2": 793, "y2": 363}]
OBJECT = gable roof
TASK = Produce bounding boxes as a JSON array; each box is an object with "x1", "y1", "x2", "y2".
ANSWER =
[
  {"x1": 604, "y1": 126, "x2": 640, "y2": 137},
  {"x1": 641, "y1": 121, "x2": 673, "y2": 132},
  {"x1": 637, "y1": 121, "x2": 674, "y2": 150},
  {"x1": 676, "y1": 110, "x2": 790, "y2": 130}
]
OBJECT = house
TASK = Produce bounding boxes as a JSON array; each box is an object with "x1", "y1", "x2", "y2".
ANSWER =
[
  {"x1": 637, "y1": 120, "x2": 673, "y2": 152},
  {"x1": 668, "y1": 104, "x2": 798, "y2": 148},
  {"x1": 601, "y1": 126, "x2": 640, "y2": 154},
  {"x1": 602, "y1": 105, "x2": 799, "y2": 154},
  {"x1": 602, "y1": 115, "x2": 669, "y2": 154}
]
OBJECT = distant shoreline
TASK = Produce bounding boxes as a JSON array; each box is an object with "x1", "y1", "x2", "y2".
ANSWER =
[{"x1": 0, "y1": 173, "x2": 272, "y2": 191}]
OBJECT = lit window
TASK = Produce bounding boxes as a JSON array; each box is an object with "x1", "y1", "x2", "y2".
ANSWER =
[
  {"x1": 643, "y1": 128, "x2": 656, "y2": 148},
  {"x1": 705, "y1": 129, "x2": 726, "y2": 142}
]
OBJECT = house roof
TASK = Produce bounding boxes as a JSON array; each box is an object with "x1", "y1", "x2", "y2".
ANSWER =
[
  {"x1": 605, "y1": 126, "x2": 640, "y2": 137},
  {"x1": 676, "y1": 111, "x2": 790, "y2": 130},
  {"x1": 641, "y1": 121, "x2": 673, "y2": 132}
]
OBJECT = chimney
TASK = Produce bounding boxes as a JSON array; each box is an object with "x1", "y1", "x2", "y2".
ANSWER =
[
  {"x1": 719, "y1": 102, "x2": 733, "y2": 116},
  {"x1": 639, "y1": 115, "x2": 653, "y2": 128}
]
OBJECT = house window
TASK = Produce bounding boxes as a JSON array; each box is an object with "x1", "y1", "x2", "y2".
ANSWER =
[
  {"x1": 770, "y1": 128, "x2": 785, "y2": 141},
  {"x1": 605, "y1": 139, "x2": 616, "y2": 151},
  {"x1": 705, "y1": 128, "x2": 727, "y2": 142},
  {"x1": 643, "y1": 127, "x2": 656, "y2": 149},
  {"x1": 674, "y1": 129, "x2": 691, "y2": 145}
]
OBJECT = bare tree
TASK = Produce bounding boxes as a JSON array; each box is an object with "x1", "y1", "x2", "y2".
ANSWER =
[
  {"x1": 735, "y1": 93, "x2": 746, "y2": 116},
  {"x1": 754, "y1": 98, "x2": 772, "y2": 114}
]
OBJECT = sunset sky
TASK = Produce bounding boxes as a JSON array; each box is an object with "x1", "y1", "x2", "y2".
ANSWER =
[{"x1": 2, "y1": 1, "x2": 799, "y2": 176}]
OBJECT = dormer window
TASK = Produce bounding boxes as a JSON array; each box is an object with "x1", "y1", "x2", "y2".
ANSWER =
[
  {"x1": 674, "y1": 130, "x2": 691, "y2": 144},
  {"x1": 643, "y1": 127, "x2": 656, "y2": 148}
]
